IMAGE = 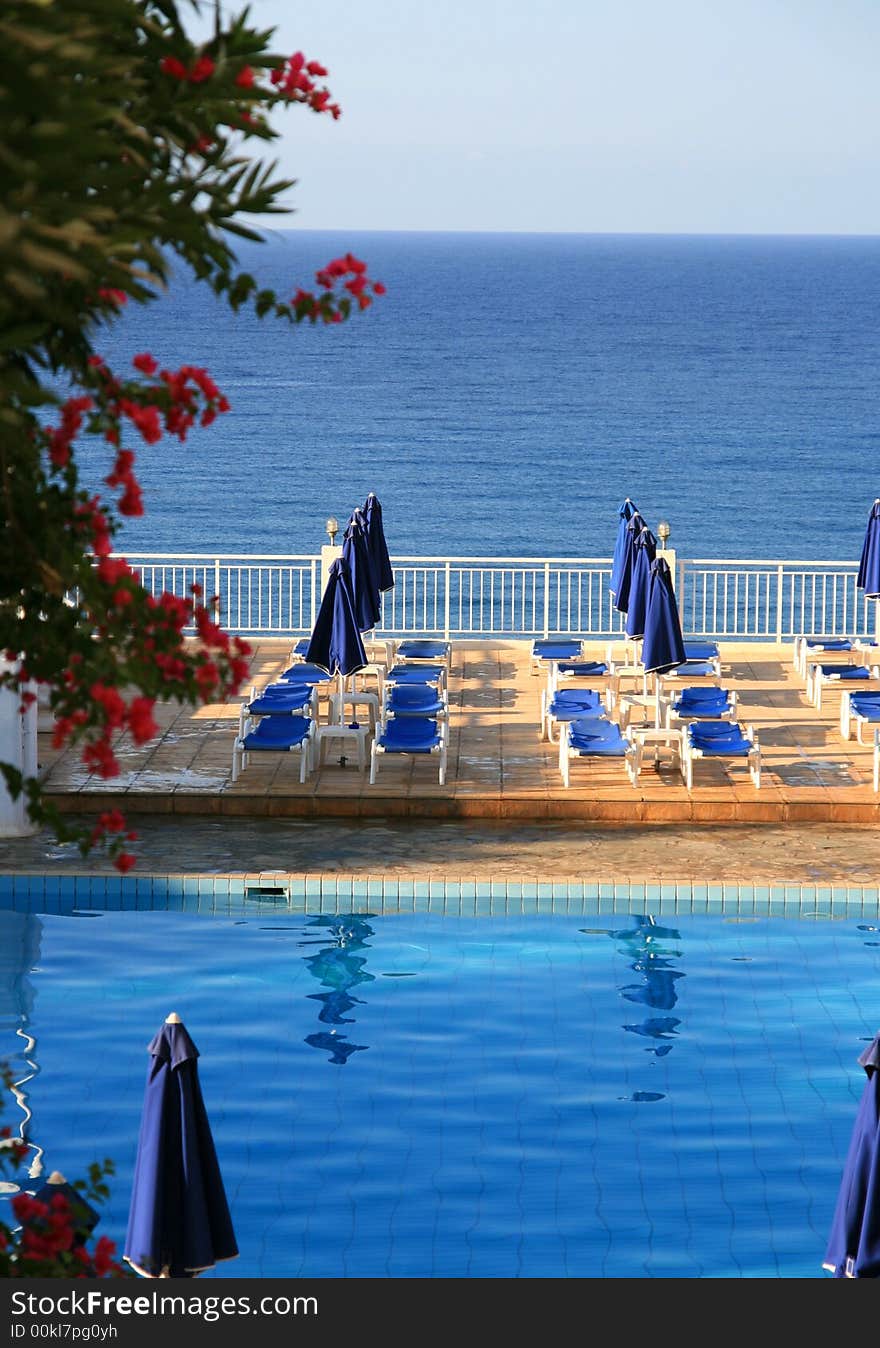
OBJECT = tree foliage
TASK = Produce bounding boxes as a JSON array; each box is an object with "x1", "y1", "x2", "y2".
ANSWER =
[{"x1": 0, "y1": 0, "x2": 383, "y2": 867}]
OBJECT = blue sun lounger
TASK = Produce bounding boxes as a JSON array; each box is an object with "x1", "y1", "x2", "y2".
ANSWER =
[
  {"x1": 245, "y1": 682, "x2": 316, "y2": 716},
  {"x1": 385, "y1": 662, "x2": 447, "y2": 693},
  {"x1": 231, "y1": 713, "x2": 316, "y2": 783},
  {"x1": 370, "y1": 716, "x2": 447, "y2": 785},
  {"x1": 394, "y1": 638, "x2": 452, "y2": 667},
  {"x1": 277, "y1": 662, "x2": 334, "y2": 686},
  {"x1": 681, "y1": 720, "x2": 761, "y2": 790},
  {"x1": 839, "y1": 690, "x2": 880, "y2": 742},
  {"x1": 383, "y1": 682, "x2": 448, "y2": 719},
  {"x1": 558, "y1": 716, "x2": 637, "y2": 788},
  {"x1": 665, "y1": 685, "x2": 738, "y2": 726},
  {"x1": 530, "y1": 638, "x2": 583, "y2": 675},
  {"x1": 541, "y1": 687, "x2": 608, "y2": 741},
  {"x1": 807, "y1": 662, "x2": 880, "y2": 710}
]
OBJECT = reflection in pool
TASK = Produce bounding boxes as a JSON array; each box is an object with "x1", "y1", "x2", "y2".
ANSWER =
[{"x1": 1, "y1": 897, "x2": 877, "y2": 1278}]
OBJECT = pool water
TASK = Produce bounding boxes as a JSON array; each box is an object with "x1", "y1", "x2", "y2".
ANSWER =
[{"x1": 1, "y1": 896, "x2": 878, "y2": 1279}]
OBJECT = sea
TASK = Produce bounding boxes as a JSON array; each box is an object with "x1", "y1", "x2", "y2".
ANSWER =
[{"x1": 85, "y1": 230, "x2": 880, "y2": 563}]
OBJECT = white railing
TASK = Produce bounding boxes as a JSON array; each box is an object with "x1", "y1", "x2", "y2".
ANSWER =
[{"x1": 117, "y1": 552, "x2": 878, "y2": 643}]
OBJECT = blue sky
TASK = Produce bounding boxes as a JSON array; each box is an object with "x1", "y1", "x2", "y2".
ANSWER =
[{"x1": 229, "y1": 1, "x2": 880, "y2": 234}]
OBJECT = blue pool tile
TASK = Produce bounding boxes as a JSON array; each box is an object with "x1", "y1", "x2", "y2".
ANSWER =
[
  {"x1": 460, "y1": 880, "x2": 476, "y2": 901},
  {"x1": 475, "y1": 881, "x2": 491, "y2": 900},
  {"x1": 598, "y1": 881, "x2": 614, "y2": 900},
  {"x1": 645, "y1": 883, "x2": 662, "y2": 905},
  {"x1": 506, "y1": 881, "x2": 523, "y2": 902},
  {"x1": 691, "y1": 883, "x2": 708, "y2": 908},
  {"x1": 489, "y1": 879, "x2": 507, "y2": 901},
  {"x1": 366, "y1": 878, "x2": 383, "y2": 900},
  {"x1": 397, "y1": 878, "x2": 414, "y2": 902},
  {"x1": 566, "y1": 881, "x2": 585, "y2": 904}
]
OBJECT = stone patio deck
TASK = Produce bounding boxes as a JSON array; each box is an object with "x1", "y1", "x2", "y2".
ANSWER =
[{"x1": 36, "y1": 638, "x2": 880, "y2": 826}]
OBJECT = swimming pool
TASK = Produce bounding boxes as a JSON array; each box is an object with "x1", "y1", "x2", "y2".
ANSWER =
[{"x1": 1, "y1": 884, "x2": 877, "y2": 1279}]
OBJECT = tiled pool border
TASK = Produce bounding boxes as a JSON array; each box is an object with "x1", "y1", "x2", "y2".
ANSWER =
[{"x1": 0, "y1": 871, "x2": 879, "y2": 917}]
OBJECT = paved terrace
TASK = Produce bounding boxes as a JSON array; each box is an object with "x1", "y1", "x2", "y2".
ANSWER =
[{"x1": 35, "y1": 638, "x2": 880, "y2": 826}]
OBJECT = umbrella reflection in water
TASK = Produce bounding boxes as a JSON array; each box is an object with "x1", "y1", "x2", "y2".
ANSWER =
[
  {"x1": 609, "y1": 915, "x2": 686, "y2": 1099},
  {"x1": 300, "y1": 915, "x2": 375, "y2": 1065}
]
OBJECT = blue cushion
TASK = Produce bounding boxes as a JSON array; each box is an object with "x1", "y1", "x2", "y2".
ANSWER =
[
  {"x1": 673, "y1": 687, "x2": 733, "y2": 715},
  {"x1": 386, "y1": 684, "x2": 446, "y2": 716},
  {"x1": 548, "y1": 689, "x2": 605, "y2": 720},
  {"x1": 668, "y1": 661, "x2": 717, "y2": 678},
  {"x1": 805, "y1": 638, "x2": 852, "y2": 651},
  {"x1": 396, "y1": 640, "x2": 450, "y2": 659},
  {"x1": 687, "y1": 722, "x2": 753, "y2": 755},
  {"x1": 242, "y1": 717, "x2": 313, "y2": 751},
  {"x1": 817, "y1": 664, "x2": 873, "y2": 679},
  {"x1": 683, "y1": 642, "x2": 720, "y2": 661},
  {"x1": 277, "y1": 663, "x2": 332, "y2": 684},
  {"x1": 850, "y1": 693, "x2": 880, "y2": 717},
  {"x1": 568, "y1": 718, "x2": 630, "y2": 755},
  {"x1": 386, "y1": 663, "x2": 445, "y2": 684},
  {"x1": 555, "y1": 661, "x2": 608, "y2": 677},
  {"x1": 248, "y1": 685, "x2": 313, "y2": 715},
  {"x1": 377, "y1": 719, "x2": 442, "y2": 753},
  {"x1": 531, "y1": 640, "x2": 582, "y2": 659}
]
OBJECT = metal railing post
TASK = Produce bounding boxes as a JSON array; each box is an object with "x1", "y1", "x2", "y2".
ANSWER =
[
  {"x1": 444, "y1": 562, "x2": 451, "y2": 641},
  {"x1": 213, "y1": 558, "x2": 221, "y2": 624},
  {"x1": 776, "y1": 564, "x2": 784, "y2": 643},
  {"x1": 310, "y1": 556, "x2": 319, "y2": 629},
  {"x1": 542, "y1": 561, "x2": 551, "y2": 638}
]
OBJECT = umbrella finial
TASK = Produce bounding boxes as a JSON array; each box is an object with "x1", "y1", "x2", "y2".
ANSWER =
[
  {"x1": 46, "y1": 1170, "x2": 67, "y2": 1185},
  {"x1": 165, "y1": 1012, "x2": 182, "y2": 1024}
]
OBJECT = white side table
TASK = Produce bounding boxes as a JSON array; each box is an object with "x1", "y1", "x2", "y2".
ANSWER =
[
  {"x1": 328, "y1": 690, "x2": 380, "y2": 730},
  {"x1": 313, "y1": 723, "x2": 370, "y2": 772},
  {"x1": 629, "y1": 726, "x2": 684, "y2": 782}
]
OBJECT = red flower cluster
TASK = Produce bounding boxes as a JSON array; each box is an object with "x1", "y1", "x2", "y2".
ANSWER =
[
  {"x1": 104, "y1": 447, "x2": 144, "y2": 516},
  {"x1": 292, "y1": 254, "x2": 387, "y2": 321},
  {"x1": 270, "y1": 52, "x2": 340, "y2": 119},
  {"x1": 97, "y1": 288, "x2": 127, "y2": 307},
  {"x1": 160, "y1": 54, "x2": 215, "y2": 84},
  {"x1": 46, "y1": 397, "x2": 93, "y2": 469},
  {"x1": 8, "y1": 1192, "x2": 121, "y2": 1275}
]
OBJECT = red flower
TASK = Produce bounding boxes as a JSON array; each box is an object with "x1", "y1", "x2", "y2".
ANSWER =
[
  {"x1": 127, "y1": 697, "x2": 158, "y2": 744},
  {"x1": 133, "y1": 353, "x2": 158, "y2": 376},
  {"x1": 113, "y1": 852, "x2": 136, "y2": 875},
  {"x1": 160, "y1": 55, "x2": 188, "y2": 80},
  {"x1": 189, "y1": 55, "x2": 215, "y2": 84},
  {"x1": 235, "y1": 66, "x2": 254, "y2": 88}
]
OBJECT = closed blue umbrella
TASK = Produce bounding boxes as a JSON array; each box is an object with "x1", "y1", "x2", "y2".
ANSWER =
[
  {"x1": 609, "y1": 497, "x2": 638, "y2": 606},
  {"x1": 611, "y1": 508, "x2": 645, "y2": 616},
  {"x1": 305, "y1": 557, "x2": 367, "y2": 724},
  {"x1": 123, "y1": 1014, "x2": 237, "y2": 1279},
  {"x1": 857, "y1": 499, "x2": 880, "y2": 600},
  {"x1": 641, "y1": 556, "x2": 686, "y2": 675},
  {"x1": 341, "y1": 508, "x2": 381, "y2": 633},
  {"x1": 363, "y1": 492, "x2": 395, "y2": 595},
  {"x1": 625, "y1": 525, "x2": 657, "y2": 640},
  {"x1": 823, "y1": 1030, "x2": 880, "y2": 1279}
]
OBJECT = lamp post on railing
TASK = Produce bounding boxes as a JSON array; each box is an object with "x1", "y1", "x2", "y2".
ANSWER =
[{"x1": 321, "y1": 515, "x2": 343, "y2": 592}]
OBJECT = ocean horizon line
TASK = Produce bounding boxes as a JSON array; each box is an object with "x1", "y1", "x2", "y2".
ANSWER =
[{"x1": 252, "y1": 224, "x2": 880, "y2": 242}]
